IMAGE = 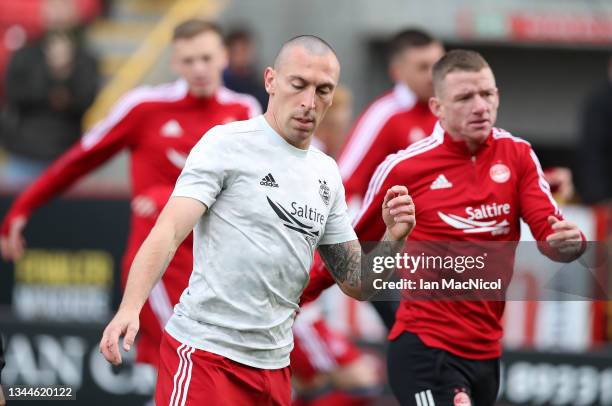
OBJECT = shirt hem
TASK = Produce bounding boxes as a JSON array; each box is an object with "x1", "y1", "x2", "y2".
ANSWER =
[
  {"x1": 165, "y1": 321, "x2": 290, "y2": 370},
  {"x1": 170, "y1": 191, "x2": 215, "y2": 210},
  {"x1": 389, "y1": 324, "x2": 502, "y2": 360},
  {"x1": 318, "y1": 231, "x2": 358, "y2": 246}
]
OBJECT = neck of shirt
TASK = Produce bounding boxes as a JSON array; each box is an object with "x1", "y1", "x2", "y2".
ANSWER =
[
  {"x1": 184, "y1": 89, "x2": 218, "y2": 105},
  {"x1": 443, "y1": 130, "x2": 493, "y2": 156},
  {"x1": 259, "y1": 115, "x2": 310, "y2": 157}
]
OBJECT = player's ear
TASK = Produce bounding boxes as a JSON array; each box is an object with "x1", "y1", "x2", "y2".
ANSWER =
[
  {"x1": 429, "y1": 96, "x2": 441, "y2": 118},
  {"x1": 264, "y1": 67, "x2": 276, "y2": 95}
]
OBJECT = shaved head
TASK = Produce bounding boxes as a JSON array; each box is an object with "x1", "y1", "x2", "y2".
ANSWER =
[
  {"x1": 273, "y1": 35, "x2": 338, "y2": 70},
  {"x1": 263, "y1": 35, "x2": 340, "y2": 150}
]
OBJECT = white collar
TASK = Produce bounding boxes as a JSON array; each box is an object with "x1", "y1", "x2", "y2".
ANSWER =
[{"x1": 393, "y1": 82, "x2": 417, "y2": 108}]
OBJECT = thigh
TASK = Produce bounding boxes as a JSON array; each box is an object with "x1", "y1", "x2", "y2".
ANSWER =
[
  {"x1": 156, "y1": 333, "x2": 236, "y2": 405},
  {"x1": 438, "y1": 353, "x2": 501, "y2": 406},
  {"x1": 156, "y1": 332, "x2": 290, "y2": 406},
  {"x1": 470, "y1": 358, "x2": 500, "y2": 406},
  {"x1": 387, "y1": 332, "x2": 470, "y2": 406},
  {"x1": 266, "y1": 367, "x2": 292, "y2": 406}
]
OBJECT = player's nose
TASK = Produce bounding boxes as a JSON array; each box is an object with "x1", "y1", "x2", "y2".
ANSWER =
[
  {"x1": 300, "y1": 87, "x2": 316, "y2": 110},
  {"x1": 472, "y1": 95, "x2": 488, "y2": 114}
]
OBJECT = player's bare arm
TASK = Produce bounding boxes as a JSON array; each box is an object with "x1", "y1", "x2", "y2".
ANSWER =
[
  {"x1": 318, "y1": 185, "x2": 415, "y2": 300},
  {"x1": 100, "y1": 196, "x2": 206, "y2": 365},
  {"x1": 318, "y1": 239, "x2": 362, "y2": 293}
]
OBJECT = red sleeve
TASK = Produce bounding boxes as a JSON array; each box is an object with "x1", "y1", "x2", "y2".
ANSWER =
[
  {"x1": 301, "y1": 157, "x2": 398, "y2": 305},
  {"x1": 518, "y1": 145, "x2": 586, "y2": 258},
  {"x1": 518, "y1": 145, "x2": 562, "y2": 241},
  {"x1": 1, "y1": 94, "x2": 142, "y2": 236},
  {"x1": 338, "y1": 111, "x2": 397, "y2": 204}
]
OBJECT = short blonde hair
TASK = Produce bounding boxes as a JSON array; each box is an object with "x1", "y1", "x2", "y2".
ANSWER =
[
  {"x1": 432, "y1": 49, "x2": 489, "y2": 94},
  {"x1": 172, "y1": 19, "x2": 222, "y2": 41}
]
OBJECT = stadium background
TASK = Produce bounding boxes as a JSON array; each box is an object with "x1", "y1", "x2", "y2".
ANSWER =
[{"x1": 0, "y1": 0, "x2": 610, "y2": 404}]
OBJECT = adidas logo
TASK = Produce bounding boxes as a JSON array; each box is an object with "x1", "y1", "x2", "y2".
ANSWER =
[
  {"x1": 161, "y1": 119, "x2": 183, "y2": 137},
  {"x1": 430, "y1": 174, "x2": 452, "y2": 190},
  {"x1": 260, "y1": 173, "x2": 279, "y2": 187}
]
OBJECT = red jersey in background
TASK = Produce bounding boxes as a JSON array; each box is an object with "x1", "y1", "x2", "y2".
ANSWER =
[
  {"x1": 303, "y1": 122, "x2": 573, "y2": 359},
  {"x1": 1, "y1": 79, "x2": 260, "y2": 364},
  {"x1": 337, "y1": 83, "x2": 437, "y2": 212}
]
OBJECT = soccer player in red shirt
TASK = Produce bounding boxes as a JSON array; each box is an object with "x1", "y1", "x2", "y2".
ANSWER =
[
  {"x1": 302, "y1": 50, "x2": 585, "y2": 405},
  {"x1": 338, "y1": 29, "x2": 443, "y2": 214},
  {"x1": 0, "y1": 19, "x2": 260, "y2": 367},
  {"x1": 337, "y1": 29, "x2": 444, "y2": 330}
]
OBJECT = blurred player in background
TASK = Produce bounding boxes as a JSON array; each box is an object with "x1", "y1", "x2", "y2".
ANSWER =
[
  {"x1": 0, "y1": 19, "x2": 260, "y2": 368},
  {"x1": 100, "y1": 35, "x2": 416, "y2": 406},
  {"x1": 338, "y1": 28, "x2": 443, "y2": 214},
  {"x1": 292, "y1": 85, "x2": 382, "y2": 406},
  {"x1": 222, "y1": 27, "x2": 268, "y2": 109},
  {"x1": 302, "y1": 49, "x2": 585, "y2": 405},
  {"x1": 309, "y1": 85, "x2": 352, "y2": 158},
  {"x1": 337, "y1": 29, "x2": 444, "y2": 330}
]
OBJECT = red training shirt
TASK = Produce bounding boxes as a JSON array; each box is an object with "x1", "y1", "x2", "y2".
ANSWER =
[
  {"x1": 303, "y1": 122, "x2": 575, "y2": 359},
  {"x1": 337, "y1": 83, "x2": 437, "y2": 211}
]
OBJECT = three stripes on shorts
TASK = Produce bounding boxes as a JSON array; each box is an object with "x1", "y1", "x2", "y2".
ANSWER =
[
  {"x1": 415, "y1": 389, "x2": 435, "y2": 406},
  {"x1": 169, "y1": 343, "x2": 196, "y2": 406}
]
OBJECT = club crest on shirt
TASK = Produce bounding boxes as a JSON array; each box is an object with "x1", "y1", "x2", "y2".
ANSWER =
[
  {"x1": 305, "y1": 235, "x2": 317, "y2": 249},
  {"x1": 319, "y1": 179, "x2": 330, "y2": 206},
  {"x1": 490, "y1": 162, "x2": 511, "y2": 183}
]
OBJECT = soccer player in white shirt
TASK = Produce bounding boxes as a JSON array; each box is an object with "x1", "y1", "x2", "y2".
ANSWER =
[{"x1": 100, "y1": 35, "x2": 416, "y2": 405}]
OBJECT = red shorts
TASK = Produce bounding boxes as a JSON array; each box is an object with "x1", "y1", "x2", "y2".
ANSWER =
[
  {"x1": 156, "y1": 332, "x2": 292, "y2": 406},
  {"x1": 291, "y1": 318, "x2": 361, "y2": 383}
]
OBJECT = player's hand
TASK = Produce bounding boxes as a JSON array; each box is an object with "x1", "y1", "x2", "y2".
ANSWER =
[
  {"x1": 99, "y1": 310, "x2": 140, "y2": 365},
  {"x1": 382, "y1": 185, "x2": 415, "y2": 241},
  {"x1": 546, "y1": 216, "x2": 583, "y2": 256},
  {"x1": 0, "y1": 216, "x2": 27, "y2": 261},
  {"x1": 132, "y1": 195, "x2": 157, "y2": 218}
]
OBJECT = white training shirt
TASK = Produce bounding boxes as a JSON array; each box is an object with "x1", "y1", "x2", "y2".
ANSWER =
[{"x1": 165, "y1": 115, "x2": 357, "y2": 369}]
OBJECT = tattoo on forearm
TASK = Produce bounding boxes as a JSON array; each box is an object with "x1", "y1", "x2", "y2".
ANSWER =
[
  {"x1": 318, "y1": 241, "x2": 361, "y2": 288},
  {"x1": 319, "y1": 231, "x2": 406, "y2": 299}
]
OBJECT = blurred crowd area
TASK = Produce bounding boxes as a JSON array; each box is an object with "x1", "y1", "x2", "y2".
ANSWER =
[
  {"x1": 0, "y1": 0, "x2": 610, "y2": 204},
  {"x1": 0, "y1": 0, "x2": 103, "y2": 186}
]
